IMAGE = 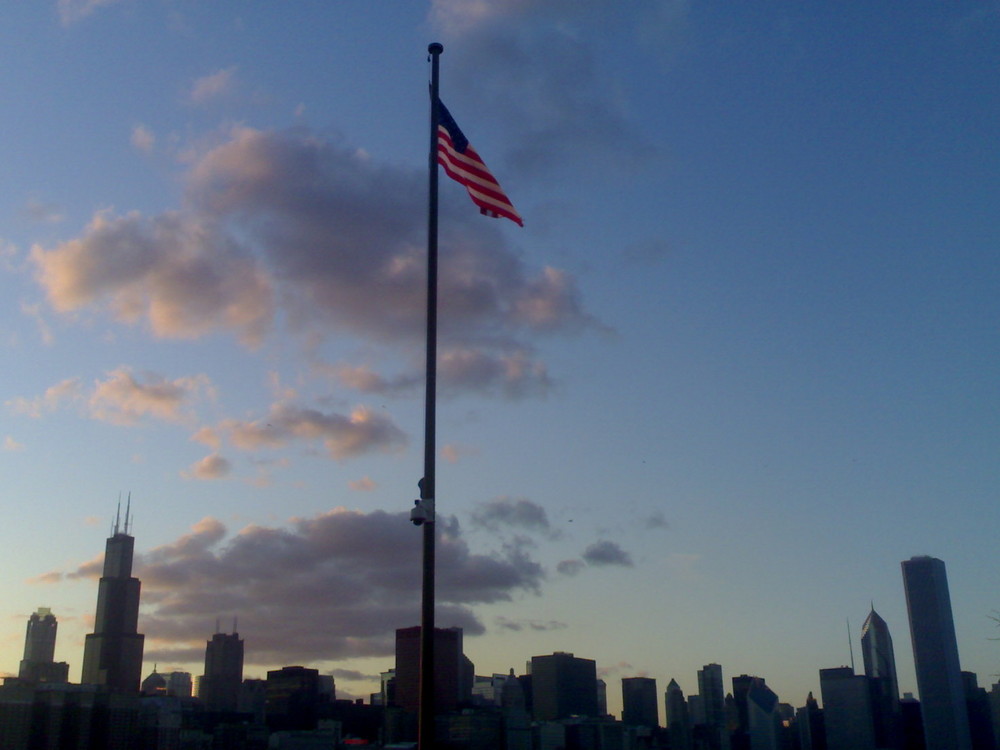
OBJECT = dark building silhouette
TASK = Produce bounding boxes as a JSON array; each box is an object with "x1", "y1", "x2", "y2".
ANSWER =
[
  {"x1": 698, "y1": 663, "x2": 728, "y2": 750},
  {"x1": 394, "y1": 626, "x2": 472, "y2": 714},
  {"x1": 622, "y1": 676, "x2": 658, "y2": 728},
  {"x1": 265, "y1": 665, "x2": 320, "y2": 731},
  {"x1": 795, "y1": 691, "x2": 825, "y2": 750},
  {"x1": 17, "y1": 607, "x2": 69, "y2": 684},
  {"x1": 665, "y1": 678, "x2": 692, "y2": 750},
  {"x1": 902, "y1": 555, "x2": 972, "y2": 750},
  {"x1": 819, "y1": 666, "x2": 876, "y2": 750},
  {"x1": 899, "y1": 692, "x2": 927, "y2": 750},
  {"x1": 199, "y1": 629, "x2": 244, "y2": 712},
  {"x1": 960, "y1": 671, "x2": 996, "y2": 750},
  {"x1": 860, "y1": 606, "x2": 900, "y2": 749},
  {"x1": 530, "y1": 652, "x2": 598, "y2": 721},
  {"x1": 80, "y1": 503, "x2": 144, "y2": 692}
]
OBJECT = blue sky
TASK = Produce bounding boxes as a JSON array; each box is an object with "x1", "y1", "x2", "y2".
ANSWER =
[{"x1": 1, "y1": 0, "x2": 998, "y2": 719}]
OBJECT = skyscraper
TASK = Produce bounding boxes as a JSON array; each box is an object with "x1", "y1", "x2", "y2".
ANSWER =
[
  {"x1": 698, "y1": 663, "x2": 729, "y2": 750},
  {"x1": 860, "y1": 606, "x2": 900, "y2": 748},
  {"x1": 18, "y1": 607, "x2": 69, "y2": 683},
  {"x1": 199, "y1": 629, "x2": 244, "y2": 711},
  {"x1": 530, "y1": 652, "x2": 598, "y2": 721},
  {"x1": 819, "y1": 667, "x2": 876, "y2": 750},
  {"x1": 622, "y1": 676, "x2": 659, "y2": 728},
  {"x1": 395, "y1": 626, "x2": 472, "y2": 714},
  {"x1": 901, "y1": 555, "x2": 972, "y2": 750},
  {"x1": 665, "y1": 678, "x2": 693, "y2": 750},
  {"x1": 81, "y1": 503, "x2": 144, "y2": 692}
]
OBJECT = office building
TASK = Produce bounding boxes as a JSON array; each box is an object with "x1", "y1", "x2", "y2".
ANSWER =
[
  {"x1": 622, "y1": 676, "x2": 658, "y2": 728},
  {"x1": 265, "y1": 666, "x2": 320, "y2": 731},
  {"x1": 861, "y1": 605, "x2": 900, "y2": 748},
  {"x1": 698, "y1": 663, "x2": 729, "y2": 750},
  {"x1": 199, "y1": 629, "x2": 244, "y2": 711},
  {"x1": 530, "y1": 652, "x2": 598, "y2": 721},
  {"x1": 902, "y1": 555, "x2": 972, "y2": 750},
  {"x1": 819, "y1": 667, "x2": 876, "y2": 750},
  {"x1": 81, "y1": 503, "x2": 145, "y2": 692},
  {"x1": 665, "y1": 678, "x2": 692, "y2": 750},
  {"x1": 394, "y1": 626, "x2": 472, "y2": 714},
  {"x1": 18, "y1": 607, "x2": 69, "y2": 684}
]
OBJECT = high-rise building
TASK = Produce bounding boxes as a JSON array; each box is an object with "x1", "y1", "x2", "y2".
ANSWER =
[
  {"x1": 698, "y1": 663, "x2": 729, "y2": 750},
  {"x1": 860, "y1": 606, "x2": 900, "y2": 748},
  {"x1": 199, "y1": 630, "x2": 244, "y2": 711},
  {"x1": 819, "y1": 667, "x2": 876, "y2": 750},
  {"x1": 394, "y1": 626, "x2": 472, "y2": 714},
  {"x1": 622, "y1": 676, "x2": 658, "y2": 728},
  {"x1": 81, "y1": 503, "x2": 144, "y2": 692},
  {"x1": 665, "y1": 678, "x2": 692, "y2": 750},
  {"x1": 18, "y1": 607, "x2": 70, "y2": 683},
  {"x1": 901, "y1": 555, "x2": 972, "y2": 750},
  {"x1": 530, "y1": 652, "x2": 598, "y2": 721},
  {"x1": 266, "y1": 666, "x2": 320, "y2": 731}
]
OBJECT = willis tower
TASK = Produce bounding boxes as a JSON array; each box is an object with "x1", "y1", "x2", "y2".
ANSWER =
[{"x1": 81, "y1": 500, "x2": 145, "y2": 691}]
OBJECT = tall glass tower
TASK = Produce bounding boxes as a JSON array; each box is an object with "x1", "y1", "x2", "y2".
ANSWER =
[
  {"x1": 901, "y1": 555, "x2": 971, "y2": 750},
  {"x1": 81, "y1": 502, "x2": 145, "y2": 692},
  {"x1": 860, "y1": 606, "x2": 900, "y2": 748}
]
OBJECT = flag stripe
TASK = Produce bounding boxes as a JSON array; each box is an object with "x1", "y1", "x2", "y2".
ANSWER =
[{"x1": 435, "y1": 99, "x2": 523, "y2": 227}]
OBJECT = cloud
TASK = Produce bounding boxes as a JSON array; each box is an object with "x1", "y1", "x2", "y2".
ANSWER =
[
  {"x1": 89, "y1": 368, "x2": 213, "y2": 426},
  {"x1": 556, "y1": 559, "x2": 584, "y2": 576},
  {"x1": 582, "y1": 540, "x2": 634, "y2": 568},
  {"x1": 430, "y1": 3, "x2": 650, "y2": 177},
  {"x1": 31, "y1": 209, "x2": 275, "y2": 347},
  {"x1": 131, "y1": 124, "x2": 156, "y2": 154},
  {"x1": 348, "y1": 476, "x2": 377, "y2": 492},
  {"x1": 220, "y1": 402, "x2": 406, "y2": 461},
  {"x1": 31, "y1": 126, "x2": 594, "y2": 388},
  {"x1": 470, "y1": 497, "x2": 558, "y2": 538},
  {"x1": 189, "y1": 67, "x2": 239, "y2": 105},
  {"x1": 6, "y1": 377, "x2": 82, "y2": 417},
  {"x1": 441, "y1": 443, "x2": 478, "y2": 464},
  {"x1": 3, "y1": 436, "x2": 25, "y2": 451},
  {"x1": 183, "y1": 453, "x2": 232, "y2": 480},
  {"x1": 55, "y1": 509, "x2": 545, "y2": 664},
  {"x1": 57, "y1": 0, "x2": 125, "y2": 26},
  {"x1": 440, "y1": 347, "x2": 553, "y2": 398},
  {"x1": 24, "y1": 199, "x2": 65, "y2": 225},
  {"x1": 494, "y1": 616, "x2": 567, "y2": 632},
  {"x1": 643, "y1": 511, "x2": 669, "y2": 529}
]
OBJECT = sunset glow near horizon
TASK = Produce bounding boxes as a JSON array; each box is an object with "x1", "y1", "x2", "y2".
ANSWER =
[{"x1": 0, "y1": 1, "x2": 998, "y2": 719}]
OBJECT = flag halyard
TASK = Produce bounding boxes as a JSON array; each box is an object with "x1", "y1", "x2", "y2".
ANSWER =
[{"x1": 436, "y1": 99, "x2": 523, "y2": 227}]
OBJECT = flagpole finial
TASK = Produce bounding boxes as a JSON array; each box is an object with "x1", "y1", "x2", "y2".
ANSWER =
[{"x1": 429, "y1": 42, "x2": 443, "y2": 55}]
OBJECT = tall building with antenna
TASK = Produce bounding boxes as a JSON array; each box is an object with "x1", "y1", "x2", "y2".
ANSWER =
[
  {"x1": 860, "y1": 605, "x2": 900, "y2": 748},
  {"x1": 199, "y1": 624, "x2": 245, "y2": 712},
  {"x1": 81, "y1": 498, "x2": 145, "y2": 692}
]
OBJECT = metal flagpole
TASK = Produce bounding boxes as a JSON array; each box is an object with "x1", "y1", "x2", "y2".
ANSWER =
[{"x1": 416, "y1": 40, "x2": 444, "y2": 750}]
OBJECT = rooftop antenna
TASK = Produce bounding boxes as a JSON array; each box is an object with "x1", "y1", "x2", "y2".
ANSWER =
[
  {"x1": 847, "y1": 618, "x2": 855, "y2": 672},
  {"x1": 124, "y1": 492, "x2": 132, "y2": 535},
  {"x1": 113, "y1": 495, "x2": 122, "y2": 536}
]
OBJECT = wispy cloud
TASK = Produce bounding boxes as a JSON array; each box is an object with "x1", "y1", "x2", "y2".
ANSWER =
[
  {"x1": 89, "y1": 368, "x2": 213, "y2": 426},
  {"x1": 7, "y1": 377, "x2": 82, "y2": 417},
  {"x1": 2, "y1": 436, "x2": 25, "y2": 451},
  {"x1": 131, "y1": 124, "x2": 156, "y2": 154},
  {"x1": 182, "y1": 453, "x2": 232, "y2": 481},
  {"x1": 189, "y1": 67, "x2": 239, "y2": 105},
  {"x1": 470, "y1": 497, "x2": 559, "y2": 539},
  {"x1": 57, "y1": 0, "x2": 126, "y2": 26}
]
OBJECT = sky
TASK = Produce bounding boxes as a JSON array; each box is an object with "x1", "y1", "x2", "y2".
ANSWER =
[{"x1": 0, "y1": 0, "x2": 998, "y2": 720}]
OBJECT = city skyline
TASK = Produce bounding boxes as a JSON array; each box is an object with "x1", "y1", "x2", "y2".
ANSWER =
[{"x1": 0, "y1": 1, "x2": 998, "y2": 722}]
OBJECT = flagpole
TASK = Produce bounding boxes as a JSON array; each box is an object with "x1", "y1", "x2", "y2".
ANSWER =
[{"x1": 418, "y1": 40, "x2": 443, "y2": 750}]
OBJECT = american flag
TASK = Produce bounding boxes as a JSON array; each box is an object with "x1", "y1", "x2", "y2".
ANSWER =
[{"x1": 436, "y1": 99, "x2": 523, "y2": 227}]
